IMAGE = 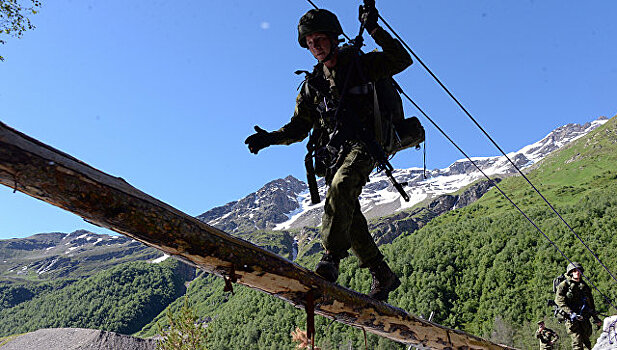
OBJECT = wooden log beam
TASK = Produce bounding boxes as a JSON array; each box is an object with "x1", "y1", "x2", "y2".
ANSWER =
[{"x1": 0, "y1": 121, "x2": 517, "y2": 350}]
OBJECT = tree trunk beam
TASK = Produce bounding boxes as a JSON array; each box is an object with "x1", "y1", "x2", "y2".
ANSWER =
[{"x1": 0, "y1": 122, "x2": 516, "y2": 350}]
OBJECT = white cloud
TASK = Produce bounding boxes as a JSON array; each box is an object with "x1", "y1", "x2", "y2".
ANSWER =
[{"x1": 260, "y1": 22, "x2": 270, "y2": 30}]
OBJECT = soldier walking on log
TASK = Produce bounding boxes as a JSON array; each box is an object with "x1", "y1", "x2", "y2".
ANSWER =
[{"x1": 245, "y1": 4, "x2": 412, "y2": 301}]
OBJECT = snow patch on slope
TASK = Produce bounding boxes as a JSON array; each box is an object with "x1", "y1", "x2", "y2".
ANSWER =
[{"x1": 272, "y1": 118, "x2": 608, "y2": 230}]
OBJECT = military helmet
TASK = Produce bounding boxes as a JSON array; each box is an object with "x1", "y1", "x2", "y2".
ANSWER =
[
  {"x1": 297, "y1": 9, "x2": 343, "y2": 48},
  {"x1": 566, "y1": 261, "x2": 584, "y2": 275},
  {"x1": 537, "y1": 320, "x2": 545, "y2": 325}
]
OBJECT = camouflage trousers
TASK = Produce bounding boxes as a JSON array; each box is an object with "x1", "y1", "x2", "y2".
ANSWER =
[
  {"x1": 566, "y1": 320, "x2": 592, "y2": 350},
  {"x1": 321, "y1": 145, "x2": 383, "y2": 267},
  {"x1": 539, "y1": 341, "x2": 555, "y2": 350}
]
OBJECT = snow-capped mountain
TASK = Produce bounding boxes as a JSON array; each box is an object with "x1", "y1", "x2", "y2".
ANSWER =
[
  {"x1": 198, "y1": 118, "x2": 608, "y2": 234},
  {"x1": 197, "y1": 176, "x2": 308, "y2": 233},
  {"x1": 0, "y1": 230, "x2": 165, "y2": 280}
]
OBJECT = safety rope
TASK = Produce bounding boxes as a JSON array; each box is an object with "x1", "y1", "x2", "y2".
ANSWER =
[
  {"x1": 397, "y1": 87, "x2": 617, "y2": 312},
  {"x1": 300, "y1": 0, "x2": 617, "y2": 310},
  {"x1": 302, "y1": 0, "x2": 617, "y2": 312},
  {"x1": 376, "y1": 13, "x2": 617, "y2": 287}
]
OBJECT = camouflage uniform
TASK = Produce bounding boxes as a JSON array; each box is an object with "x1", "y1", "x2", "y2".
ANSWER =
[
  {"x1": 555, "y1": 275, "x2": 596, "y2": 350},
  {"x1": 535, "y1": 327, "x2": 558, "y2": 350},
  {"x1": 268, "y1": 26, "x2": 412, "y2": 267}
]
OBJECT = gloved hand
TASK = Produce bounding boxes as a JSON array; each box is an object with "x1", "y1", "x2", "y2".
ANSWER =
[
  {"x1": 244, "y1": 125, "x2": 274, "y2": 154},
  {"x1": 569, "y1": 313, "x2": 583, "y2": 322},
  {"x1": 358, "y1": 3, "x2": 378, "y2": 33}
]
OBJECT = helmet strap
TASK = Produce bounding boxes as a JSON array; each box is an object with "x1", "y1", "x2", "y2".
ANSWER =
[{"x1": 318, "y1": 35, "x2": 339, "y2": 64}]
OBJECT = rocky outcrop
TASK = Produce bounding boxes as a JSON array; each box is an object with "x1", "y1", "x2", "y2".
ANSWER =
[
  {"x1": 295, "y1": 227, "x2": 321, "y2": 260},
  {"x1": 370, "y1": 179, "x2": 500, "y2": 246},
  {"x1": 592, "y1": 315, "x2": 617, "y2": 350},
  {"x1": 0, "y1": 328, "x2": 157, "y2": 350},
  {"x1": 0, "y1": 230, "x2": 164, "y2": 282},
  {"x1": 370, "y1": 210, "x2": 423, "y2": 246},
  {"x1": 294, "y1": 179, "x2": 500, "y2": 257},
  {"x1": 198, "y1": 119, "x2": 606, "y2": 236},
  {"x1": 197, "y1": 175, "x2": 307, "y2": 234},
  {"x1": 455, "y1": 178, "x2": 500, "y2": 208}
]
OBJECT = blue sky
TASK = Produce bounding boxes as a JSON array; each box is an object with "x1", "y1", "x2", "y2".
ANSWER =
[{"x1": 1, "y1": 1, "x2": 616, "y2": 240}]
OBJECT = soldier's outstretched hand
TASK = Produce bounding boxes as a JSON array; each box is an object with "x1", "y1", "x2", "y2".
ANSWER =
[{"x1": 245, "y1": 125, "x2": 273, "y2": 154}]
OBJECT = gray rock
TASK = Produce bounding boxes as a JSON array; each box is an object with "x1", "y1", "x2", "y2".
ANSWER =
[
  {"x1": 0, "y1": 231, "x2": 164, "y2": 282},
  {"x1": 198, "y1": 119, "x2": 607, "y2": 240},
  {"x1": 1, "y1": 328, "x2": 157, "y2": 350},
  {"x1": 197, "y1": 175, "x2": 307, "y2": 233},
  {"x1": 370, "y1": 179, "x2": 500, "y2": 245},
  {"x1": 592, "y1": 315, "x2": 617, "y2": 350}
]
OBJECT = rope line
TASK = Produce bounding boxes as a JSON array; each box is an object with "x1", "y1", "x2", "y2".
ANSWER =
[
  {"x1": 397, "y1": 88, "x2": 616, "y2": 312},
  {"x1": 377, "y1": 14, "x2": 617, "y2": 287},
  {"x1": 301, "y1": 0, "x2": 616, "y2": 311}
]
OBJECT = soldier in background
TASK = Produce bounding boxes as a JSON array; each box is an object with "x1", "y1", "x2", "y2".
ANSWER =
[
  {"x1": 535, "y1": 320, "x2": 559, "y2": 350},
  {"x1": 555, "y1": 262, "x2": 602, "y2": 350}
]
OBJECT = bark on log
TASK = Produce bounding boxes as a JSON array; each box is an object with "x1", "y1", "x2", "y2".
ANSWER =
[{"x1": 0, "y1": 121, "x2": 517, "y2": 350}]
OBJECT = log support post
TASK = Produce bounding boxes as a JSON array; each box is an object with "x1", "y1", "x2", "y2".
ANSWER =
[{"x1": 306, "y1": 289, "x2": 316, "y2": 349}]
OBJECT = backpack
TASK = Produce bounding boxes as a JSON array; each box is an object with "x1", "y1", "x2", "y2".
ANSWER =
[
  {"x1": 372, "y1": 78, "x2": 425, "y2": 155},
  {"x1": 553, "y1": 274, "x2": 567, "y2": 294},
  {"x1": 550, "y1": 274, "x2": 568, "y2": 322},
  {"x1": 298, "y1": 67, "x2": 424, "y2": 156}
]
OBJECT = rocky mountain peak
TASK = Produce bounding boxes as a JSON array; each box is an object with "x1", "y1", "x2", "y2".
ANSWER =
[
  {"x1": 197, "y1": 175, "x2": 307, "y2": 234},
  {"x1": 197, "y1": 118, "x2": 608, "y2": 236}
]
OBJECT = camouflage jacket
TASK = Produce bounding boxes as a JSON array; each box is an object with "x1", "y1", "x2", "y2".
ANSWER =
[
  {"x1": 535, "y1": 327, "x2": 558, "y2": 346},
  {"x1": 270, "y1": 26, "x2": 412, "y2": 146},
  {"x1": 555, "y1": 275, "x2": 596, "y2": 318}
]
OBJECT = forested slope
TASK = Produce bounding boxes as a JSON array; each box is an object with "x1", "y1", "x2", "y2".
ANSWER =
[
  {"x1": 141, "y1": 117, "x2": 617, "y2": 349},
  {"x1": 0, "y1": 259, "x2": 189, "y2": 336},
  {"x1": 0, "y1": 117, "x2": 614, "y2": 349}
]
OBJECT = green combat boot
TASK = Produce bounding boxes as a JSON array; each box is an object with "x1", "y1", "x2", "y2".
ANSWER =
[
  {"x1": 368, "y1": 260, "x2": 401, "y2": 301},
  {"x1": 315, "y1": 252, "x2": 341, "y2": 282}
]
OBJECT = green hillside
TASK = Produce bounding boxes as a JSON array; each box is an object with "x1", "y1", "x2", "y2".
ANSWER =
[
  {"x1": 1, "y1": 117, "x2": 614, "y2": 348},
  {"x1": 140, "y1": 116, "x2": 617, "y2": 349},
  {"x1": 0, "y1": 258, "x2": 189, "y2": 337},
  {"x1": 0, "y1": 278, "x2": 75, "y2": 311}
]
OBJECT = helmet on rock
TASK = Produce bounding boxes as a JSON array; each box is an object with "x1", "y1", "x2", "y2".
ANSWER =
[{"x1": 297, "y1": 9, "x2": 343, "y2": 48}]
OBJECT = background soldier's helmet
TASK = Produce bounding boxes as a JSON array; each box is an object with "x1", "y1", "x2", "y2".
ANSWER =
[
  {"x1": 566, "y1": 261, "x2": 584, "y2": 275},
  {"x1": 297, "y1": 9, "x2": 343, "y2": 48}
]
